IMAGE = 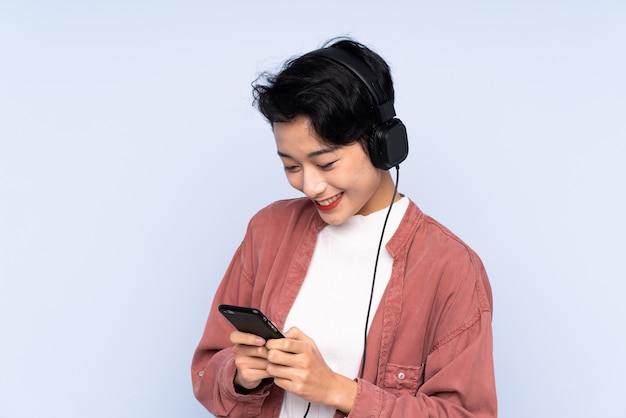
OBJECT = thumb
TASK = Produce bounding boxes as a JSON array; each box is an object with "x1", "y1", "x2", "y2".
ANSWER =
[{"x1": 283, "y1": 326, "x2": 311, "y2": 342}]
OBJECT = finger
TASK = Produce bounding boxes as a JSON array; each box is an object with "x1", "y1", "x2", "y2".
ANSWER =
[
  {"x1": 233, "y1": 342, "x2": 269, "y2": 360},
  {"x1": 283, "y1": 327, "x2": 316, "y2": 346},
  {"x1": 234, "y1": 354, "x2": 269, "y2": 371},
  {"x1": 283, "y1": 326, "x2": 307, "y2": 340},
  {"x1": 230, "y1": 330, "x2": 266, "y2": 346},
  {"x1": 232, "y1": 344, "x2": 272, "y2": 390},
  {"x1": 235, "y1": 364, "x2": 272, "y2": 390},
  {"x1": 266, "y1": 360, "x2": 302, "y2": 379},
  {"x1": 268, "y1": 363, "x2": 317, "y2": 400},
  {"x1": 266, "y1": 327, "x2": 314, "y2": 354},
  {"x1": 266, "y1": 345, "x2": 298, "y2": 366}
]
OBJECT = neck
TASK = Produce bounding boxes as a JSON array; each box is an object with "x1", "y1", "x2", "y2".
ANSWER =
[{"x1": 358, "y1": 170, "x2": 399, "y2": 216}]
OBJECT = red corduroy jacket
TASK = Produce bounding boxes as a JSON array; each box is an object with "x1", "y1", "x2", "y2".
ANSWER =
[{"x1": 192, "y1": 198, "x2": 497, "y2": 417}]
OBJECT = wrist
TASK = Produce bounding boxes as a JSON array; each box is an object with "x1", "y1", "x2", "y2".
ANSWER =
[
  {"x1": 234, "y1": 369, "x2": 259, "y2": 392},
  {"x1": 327, "y1": 374, "x2": 358, "y2": 415},
  {"x1": 233, "y1": 370, "x2": 271, "y2": 395}
]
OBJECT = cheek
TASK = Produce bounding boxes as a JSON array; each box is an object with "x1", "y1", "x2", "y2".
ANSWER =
[
  {"x1": 285, "y1": 172, "x2": 303, "y2": 191},
  {"x1": 353, "y1": 160, "x2": 379, "y2": 186},
  {"x1": 352, "y1": 168, "x2": 382, "y2": 201}
]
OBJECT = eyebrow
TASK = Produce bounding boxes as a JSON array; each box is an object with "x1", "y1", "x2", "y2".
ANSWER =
[{"x1": 277, "y1": 147, "x2": 338, "y2": 159}]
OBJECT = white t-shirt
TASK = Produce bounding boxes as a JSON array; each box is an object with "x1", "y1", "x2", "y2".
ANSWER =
[{"x1": 279, "y1": 197, "x2": 409, "y2": 418}]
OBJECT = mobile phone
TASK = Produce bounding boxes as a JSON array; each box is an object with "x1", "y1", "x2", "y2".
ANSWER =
[{"x1": 218, "y1": 304, "x2": 284, "y2": 340}]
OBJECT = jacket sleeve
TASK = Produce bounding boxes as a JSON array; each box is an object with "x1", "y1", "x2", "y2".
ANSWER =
[
  {"x1": 191, "y1": 200, "x2": 316, "y2": 417},
  {"x1": 339, "y1": 247, "x2": 497, "y2": 418},
  {"x1": 347, "y1": 312, "x2": 496, "y2": 418},
  {"x1": 191, "y1": 237, "x2": 272, "y2": 417}
]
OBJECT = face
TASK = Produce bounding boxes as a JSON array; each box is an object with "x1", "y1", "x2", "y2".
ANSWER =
[{"x1": 273, "y1": 115, "x2": 395, "y2": 225}]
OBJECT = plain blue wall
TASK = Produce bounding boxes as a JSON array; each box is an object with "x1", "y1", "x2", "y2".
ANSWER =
[{"x1": 1, "y1": 1, "x2": 625, "y2": 417}]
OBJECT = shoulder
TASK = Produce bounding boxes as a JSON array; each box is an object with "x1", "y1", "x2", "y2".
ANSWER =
[
  {"x1": 236, "y1": 198, "x2": 326, "y2": 279},
  {"x1": 403, "y1": 200, "x2": 492, "y2": 309},
  {"x1": 257, "y1": 197, "x2": 315, "y2": 216},
  {"x1": 403, "y1": 200, "x2": 480, "y2": 262},
  {"x1": 246, "y1": 197, "x2": 324, "y2": 235},
  {"x1": 251, "y1": 197, "x2": 316, "y2": 222}
]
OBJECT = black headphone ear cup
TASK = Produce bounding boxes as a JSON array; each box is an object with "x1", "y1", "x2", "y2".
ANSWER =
[{"x1": 368, "y1": 118, "x2": 409, "y2": 170}]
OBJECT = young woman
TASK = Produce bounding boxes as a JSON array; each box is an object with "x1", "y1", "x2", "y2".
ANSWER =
[{"x1": 191, "y1": 38, "x2": 497, "y2": 417}]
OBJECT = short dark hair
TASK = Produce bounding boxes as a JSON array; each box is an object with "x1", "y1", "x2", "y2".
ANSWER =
[{"x1": 252, "y1": 37, "x2": 395, "y2": 148}]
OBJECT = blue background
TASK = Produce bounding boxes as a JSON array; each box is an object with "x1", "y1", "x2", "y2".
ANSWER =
[{"x1": 1, "y1": 1, "x2": 625, "y2": 417}]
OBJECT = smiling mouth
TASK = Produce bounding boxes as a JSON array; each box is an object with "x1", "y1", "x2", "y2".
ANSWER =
[{"x1": 314, "y1": 193, "x2": 343, "y2": 211}]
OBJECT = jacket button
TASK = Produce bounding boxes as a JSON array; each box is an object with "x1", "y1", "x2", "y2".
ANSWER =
[{"x1": 397, "y1": 372, "x2": 406, "y2": 380}]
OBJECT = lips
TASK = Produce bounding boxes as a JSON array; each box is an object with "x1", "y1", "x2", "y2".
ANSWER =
[{"x1": 314, "y1": 193, "x2": 343, "y2": 211}]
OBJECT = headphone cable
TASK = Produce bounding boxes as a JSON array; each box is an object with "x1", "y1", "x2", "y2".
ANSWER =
[
  {"x1": 302, "y1": 165, "x2": 400, "y2": 418},
  {"x1": 359, "y1": 165, "x2": 400, "y2": 379}
]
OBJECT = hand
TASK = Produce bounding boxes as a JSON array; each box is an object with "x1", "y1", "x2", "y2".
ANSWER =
[
  {"x1": 230, "y1": 330, "x2": 274, "y2": 390},
  {"x1": 264, "y1": 327, "x2": 357, "y2": 414}
]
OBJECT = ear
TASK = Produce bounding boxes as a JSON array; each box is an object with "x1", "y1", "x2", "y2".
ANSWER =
[{"x1": 368, "y1": 119, "x2": 408, "y2": 170}]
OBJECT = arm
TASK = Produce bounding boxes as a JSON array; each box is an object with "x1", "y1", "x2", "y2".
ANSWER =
[
  {"x1": 191, "y1": 244, "x2": 273, "y2": 417},
  {"x1": 344, "y1": 247, "x2": 497, "y2": 418},
  {"x1": 192, "y1": 200, "x2": 321, "y2": 417},
  {"x1": 348, "y1": 311, "x2": 496, "y2": 418}
]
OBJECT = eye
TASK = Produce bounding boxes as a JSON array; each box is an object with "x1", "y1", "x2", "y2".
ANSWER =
[
  {"x1": 283, "y1": 165, "x2": 300, "y2": 173},
  {"x1": 318, "y1": 161, "x2": 337, "y2": 171}
]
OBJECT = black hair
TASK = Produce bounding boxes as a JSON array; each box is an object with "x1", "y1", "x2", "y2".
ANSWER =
[{"x1": 252, "y1": 37, "x2": 395, "y2": 149}]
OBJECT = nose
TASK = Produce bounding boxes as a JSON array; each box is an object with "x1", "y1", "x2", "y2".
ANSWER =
[{"x1": 301, "y1": 167, "x2": 326, "y2": 198}]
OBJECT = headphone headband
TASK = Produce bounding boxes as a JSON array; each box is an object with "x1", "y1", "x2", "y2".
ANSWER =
[
  {"x1": 307, "y1": 46, "x2": 409, "y2": 170},
  {"x1": 308, "y1": 47, "x2": 397, "y2": 123}
]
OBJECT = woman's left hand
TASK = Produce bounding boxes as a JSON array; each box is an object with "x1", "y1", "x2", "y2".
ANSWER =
[{"x1": 264, "y1": 327, "x2": 357, "y2": 414}]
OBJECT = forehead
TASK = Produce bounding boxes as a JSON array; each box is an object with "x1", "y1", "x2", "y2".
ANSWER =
[{"x1": 273, "y1": 116, "x2": 331, "y2": 155}]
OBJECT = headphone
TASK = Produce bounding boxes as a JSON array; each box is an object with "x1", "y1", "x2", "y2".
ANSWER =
[{"x1": 308, "y1": 47, "x2": 409, "y2": 170}]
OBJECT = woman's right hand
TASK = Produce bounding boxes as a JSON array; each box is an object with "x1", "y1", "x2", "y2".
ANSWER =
[{"x1": 230, "y1": 330, "x2": 273, "y2": 390}]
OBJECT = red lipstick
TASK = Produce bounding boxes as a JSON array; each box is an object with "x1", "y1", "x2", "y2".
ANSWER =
[{"x1": 314, "y1": 193, "x2": 343, "y2": 211}]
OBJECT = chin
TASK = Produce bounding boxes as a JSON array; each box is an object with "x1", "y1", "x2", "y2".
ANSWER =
[{"x1": 317, "y1": 211, "x2": 349, "y2": 226}]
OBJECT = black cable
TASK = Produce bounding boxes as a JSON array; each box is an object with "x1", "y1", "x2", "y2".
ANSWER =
[
  {"x1": 302, "y1": 166, "x2": 400, "y2": 417},
  {"x1": 359, "y1": 165, "x2": 400, "y2": 379},
  {"x1": 302, "y1": 401, "x2": 311, "y2": 418}
]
